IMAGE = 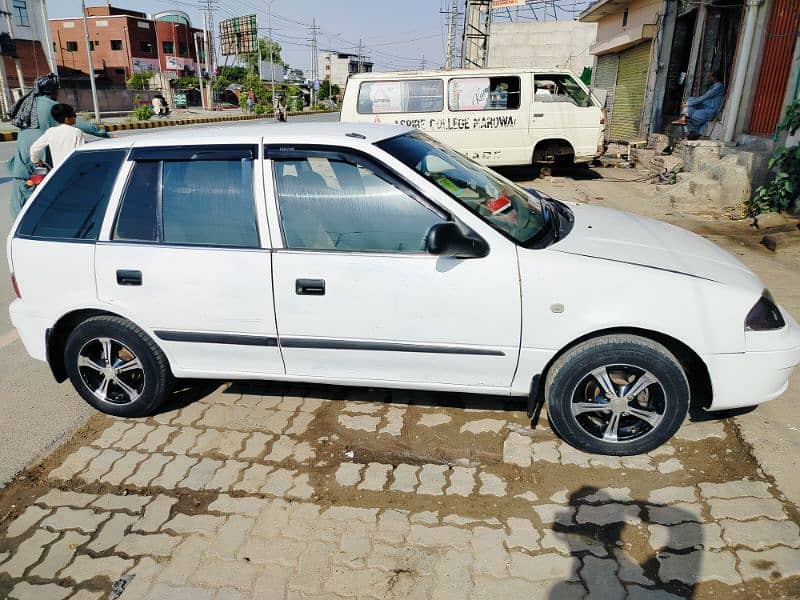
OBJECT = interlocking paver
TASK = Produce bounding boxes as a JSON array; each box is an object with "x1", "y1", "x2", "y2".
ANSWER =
[
  {"x1": 539, "y1": 529, "x2": 608, "y2": 557},
  {"x1": 151, "y1": 454, "x2": 196, "y2": 488},
  {"x1": 80, "y1": 448, "x2": 124, "y2": 482},
  {"x1": 460, "y1": 418, "x2": 506, "y2": 434},
  {"x1": 206, "y1": 460, "x2": 247, "y2": 491},
  {"x1": 88, "y1": 513, "x2": 137, "y2": 552},
  {"x1": 389, "y1": 464, "x2": 419, "y2": 493},
  {"x1": 532, "y1": 441, "x2": 560, "y2": 463},
  {"x1": 418, "y1": 464, "x2": 448, "y2": 495},
  {"x1": 117, "y1": 533, "x2": 182, "y2": 557},
  {"x1": 234, "y1": 463, "x2": 274, "y2": 493},
  {"x1": 721, "y1": 518, "x2": 800, "y2": 549},
  {"x1": 647, "y1": 502, "x2": 705, "y2": 525},
  {"x1": 164, "y1": 514, "x2": 225, "y2": 535},
  {"x1": 478, "y1": 472, "x2": 506, "y2": 497},
  {"x1": 471, "y1": 526, "x2": 509, "y2": 577},
  {"x1": 7, "y1": 582, "x2": 72, "y2": 600},
  {"x1": 286, "y1": 411, "x2": 315, "y2": 436},
  {"x1": 502, "y1": 431, "x2": 532, "y2": 467},
  {"x1": 508, "y1": 551, "x2": 579, "y2": 581},
  {"x1": 707, "y1": 497, "x2": 786, "y2": 521},
  {"x1": 40, "y1": 507, "x2": 111, "y2": 533},
  {"x1": 576, "y1": 503, "x2": 641, "y2": 526},
  {"x1": 169, "y1": 429, "x2": 203, "y2": 454},
  {"x1": 699, "y1": 481, "x2": 773, "y2": 499},
  {"x1": 335, "y1": 462, "x2": 363, "y2": 486},
  {"x1": 418, "y1": 413, "x2": 451, "y2": 427},
  {"x1": 101, "y1": 450, "x2": 148, "y2": 485},
  {"x1": 648, "y1": 486, "x2": 697, "y2": 505},
  {"x1": 30, "y1": 530, "x2": 89, "y2": 578},
  {"x1": 658, "y1": 550, "x2": 740, "y2": 585},
  {"x1": 60, "y1": 555, "x2": 135, "y2": 583},
  {"x1": 446, "y1": 466, "x2": 476, "y2": 496},
  {"x1": 125, "y1": 453, "x2": 173, "y2": 488},
  {"x1": 738, "y1": 547, "x2": 800, "y2": 581},
  {"x1": 180, "y1": 457, "x2": 223, "y2": 489},
  {"x1": 48, "y1": 447, "x2": 102, "y2": 481},
  {"x1": 238, "y1": 432, "x2": 272, "y2": 460},
  {"x1": 0, "y1": 529, "x2": 58, "y2": 577},
  {"x1": 506, "y1": 517, "x2": 541, "y2": 550},
  {"x1": 261, "y1": 467, "x2": 296, "y2": 496},
  {"x1": 409, "y1": 524, "x2": 470, "y2": 548},
  {"x1": 648, "y1": 522, "x2": 725, "y2": 550},
  {"x1": 657, "y1": 458, "x2": 684, "y2": 474},
  {"x1": 208, "y1": 494, "x2": 264, "y2": 517},
  {"x1": 92, "y1": 493, "x2": 151, "y2": 513},
  {"x1": 5, "y1": 505, "x2": 50, "y2": 538},
  {"x1": 133, "y1": 495, "x2": 178, "y2": 533},
  {"x1": 359, "y1": 462, "x2": 392, "y2": 491},
  {"x1": 136, "y1": 425, "x2": 175, "y2": 453},
  {"x1": 36, "y1": 490, "x2": 98, "y2": 508},
  {"x1": 338, "y1": 414, "x2": 380, "y2": 431},
  {"x1": 581, "y1": 555, "x2": 625, "y2": 599},
  {"x1": 191, "y1": 429, "x2": 248, "y2": 458},
  {"x1": 534, "y1": 504, "x2": 575, "y2": 525},
  {"x1": 92, "y1": 421, "x2": 134, "y2": 448},
  {"x1": 115, "y1": 423, "x2": 155, "y2": 450}
]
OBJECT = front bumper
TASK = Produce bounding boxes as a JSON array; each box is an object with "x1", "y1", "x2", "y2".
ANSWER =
[{"x1": 706, "y1": 308, "x2": 800, "y2": 410}]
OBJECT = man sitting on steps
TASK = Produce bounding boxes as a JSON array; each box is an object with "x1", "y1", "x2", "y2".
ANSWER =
[{"x1": 672, "y1": 70, "x2": 725, "y2": 138}]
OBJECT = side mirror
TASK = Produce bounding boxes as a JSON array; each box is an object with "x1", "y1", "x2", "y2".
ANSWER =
[{"x1": 425, "y1": 222, "x2": 489, "y2": 259}]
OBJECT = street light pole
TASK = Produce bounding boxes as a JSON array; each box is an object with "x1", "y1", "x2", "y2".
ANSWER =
[
  {"x1": 193, "y1": 32, "x2": 206, "y2": 110},
  {"x1": 80, "y1": 0, "x2": 100, "y2": 122},
  {"x1": 268, "y1": 0, "x2": 276, "y2": 118}
]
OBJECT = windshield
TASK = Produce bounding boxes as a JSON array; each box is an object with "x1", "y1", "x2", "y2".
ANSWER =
[{"x1": 377, "y1": 132, "x2": 548, "y2": 246}]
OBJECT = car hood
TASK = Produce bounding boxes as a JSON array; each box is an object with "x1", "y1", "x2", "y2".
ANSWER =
[{"x1": 549, "y1": 202, "x2": 762, "y2": 291}]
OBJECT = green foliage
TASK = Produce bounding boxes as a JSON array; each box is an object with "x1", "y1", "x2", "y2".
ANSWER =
[
  {"x1": 748, "y1": 98, "x2": 800, "y2": 215},
  {"x1": 127, "y1": 70, "x2": 154, "y2": 90},
  {"x1": 254, "y1": 102, "x2": 273, "y2": 115},
  {"x1": 212, "y1": 75, "x2": 231, "y2": 92},
  {"x1": 132, "y1": 104, "x2": 153, "y2": 121},
  {"x1": 217, "y1": 66, "x2": 249, "y2": 84},
  {"x1": 242, "y1": 38, "x2": 289, "y2": 73},
  {"x1": 317, "y1": 80, "x2": 341, "y2": 102},
  {"x1": 174, "y1": 75, "x2": 199, "y2": 89},
  {"x1": 293, "y1": 97, "x2": 304, "y2": 111}
]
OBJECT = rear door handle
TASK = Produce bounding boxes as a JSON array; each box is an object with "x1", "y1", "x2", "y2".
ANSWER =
[
  {"x1": 296, "y1": 278, "x2": 325, "y2": 295},
  {"x1": 117, "y1": 270, "x2": 142, "y2": 286},
  {"x1": 533, "y1": 113, "x2": 544, "y2": 118}
]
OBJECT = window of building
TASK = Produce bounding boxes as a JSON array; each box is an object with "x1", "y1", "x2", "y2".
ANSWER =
[
  {"x1": 17, "y1": 150, "x2": 126, "y2": 241},
  {"x1": 12, "y1": 0, "x2": 29, "y2": 28},
  {"x1": 534, "y1": 74, "x2": 591, "y2": 107},
  {"x1": 89, "y1": 41, "x2": 99, "y2": 51},
  {"x1": 114, "y1": 150, "x2": 259, "y2": 248},
  {"x1": 162, "y1": 41, "x2": 174, "y2": 54},
  {"x1": 357, "y1": 79, "x2": 444, "y2": 114},
  {"x1": 448, "y1": 76, "x2": 521, "y2": 111},
  {"x1": 179, "y1": 42, "x2": 187, "y2": 55},
  {"x1": 622, "y1": 8, "x2": 629, "y2": 27},
  {"x1": 52, "y1": 41, "x2": 56, "y2": 52},
  {"x1": 111, "y1": 39, "x2": 123, "y2": 51},
  {"x1": 65, "y1": 41, "x2": 78, "y2": 52},
  {"x1": 140, "y1": 41, "x2": 153, "y2": 54},
  {"x1": 272, "y1": 150, "x2": 443, "y2": 253}
]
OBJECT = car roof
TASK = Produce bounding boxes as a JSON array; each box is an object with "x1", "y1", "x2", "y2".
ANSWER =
[
  {"x1": 349, "y1": 67, "x2": 579, "y2": 80},
  {"x1": 80, "y1": 121, "x2": 411, "y2": 151}
]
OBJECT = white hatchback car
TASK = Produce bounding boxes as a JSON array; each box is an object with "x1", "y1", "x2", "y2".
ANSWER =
[{"x1": 7, "y1": 123, "x2": 800, "y2": 455}]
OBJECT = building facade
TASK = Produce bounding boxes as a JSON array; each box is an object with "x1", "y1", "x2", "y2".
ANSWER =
[
  {"x1": 0, "y1": 0, "x2": 57, "y2": 113},
  {"x1": 320, "y1": 50, "x2": 373, "y2": 88},
  {"x1": 581, "y1": 0, "x2": 800, "y2": 145},
  {"x1": 50, "y1": 5, "x2": 204, "y2": 86}
]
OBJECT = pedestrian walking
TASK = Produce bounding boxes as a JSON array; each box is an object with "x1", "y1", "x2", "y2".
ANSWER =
[
  {"x1": 7, "y1": 74, "x2": 109, "y2": 219},
  {"x1": 246, "y1": 90, "x2": 256, "y2": 113}
]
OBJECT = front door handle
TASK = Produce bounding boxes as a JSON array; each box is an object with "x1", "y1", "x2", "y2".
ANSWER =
[
  {"x1": 533, "y1": 113, "x2": 544, "y2": 118},
  {"x1": 117, "y1": 270, "x2": 142, "y2": 286},
  {"x1": 296, "y1": 278, "x2": 325, "y2": 295}
]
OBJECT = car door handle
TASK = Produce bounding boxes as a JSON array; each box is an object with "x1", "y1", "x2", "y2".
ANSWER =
[
  {"x1": 116, "y1": 270, "x2": 142, "y2": 286},
  {"x1": 296, "y1": 279, "x2": 325, "y2": 295},
  {"x1": 533, "y1": 113, "x2": 544, "y2": 118}
]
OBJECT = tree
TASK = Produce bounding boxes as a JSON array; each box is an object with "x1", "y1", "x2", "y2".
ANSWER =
[
  {"x1": 317, "y1": 80, "x2": 341, "y2": 101},
  {"x1": 173, "y1": 75, "x2": 199, "y2": 89},
  {"x1": 242, "y1": 38, "x2": 288, "y2": 73},
  {"x1": 127, "y1": 70, "x2": 154, "y2": 90},
  {"x1": 217, "y1": 66, "x2": 248, "y2": 84}
]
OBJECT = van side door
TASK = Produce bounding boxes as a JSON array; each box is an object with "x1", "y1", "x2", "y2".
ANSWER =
[{"x1": 94, "y1": 145, "x2": 284, "y2": 378}]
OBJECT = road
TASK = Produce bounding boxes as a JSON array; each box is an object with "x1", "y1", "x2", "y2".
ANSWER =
[{"x1": 0, "y1": 112, "x2": 338, "y2": 486}]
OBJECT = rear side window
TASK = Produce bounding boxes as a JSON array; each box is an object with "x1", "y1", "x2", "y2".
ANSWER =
[
  {"x1": 357, "y1": 79, "x2": 444, "y2": 114},
  {"x1": 448, "y1": 76, "x2": 521, "y2": 111},
  {"x1": 114, "y1": 154, "x2": 259, "y2": 248},
  {"x1": 17, "y1": 150, "x2": 125, "y2": 241}
]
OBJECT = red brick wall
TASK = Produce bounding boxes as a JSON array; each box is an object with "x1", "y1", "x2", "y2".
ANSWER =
[{"x1": 2, "y1": 39, "x2": 52, "y2": 89}]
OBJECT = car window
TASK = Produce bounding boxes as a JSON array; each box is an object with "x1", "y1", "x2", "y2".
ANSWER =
[
  {"x1": 448, "y1": 76, "x2": 521, "y2": 111},
  {"x1": 17, "y1": 150, "x2": 126, "y2": 241},
  {"x1": 534, "y1": 74, "x2": 590, "y2": 107},
  {"x1": 113, "y1": 157, "x2": 259, "y2": 248},
  {"x1": 357, "y1": 79, "x2": 444, "y2": 114},
  {"x1": 273, "y1": 152, "x2": 444, "y2": 253}
]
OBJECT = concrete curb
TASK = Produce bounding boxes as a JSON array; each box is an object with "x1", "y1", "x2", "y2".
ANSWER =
[{"x1": 0, "y1": 109, "x2": 338, "y2": 141}]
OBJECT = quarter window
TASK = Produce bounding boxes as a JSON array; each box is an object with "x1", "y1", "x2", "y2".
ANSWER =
[
  {"x1": 357, "y1": 79, "x2": 443, "y2": 114},
  {"x1": 534, "y1": 74, "x2": 591, "y2": 107},
  {"x1": 272, "y1": 150, "x2": 444, "y2": 253},
  {"x1": 448, "y1": 76, "x2": 521, "y2": 111},
  {"x1": 114, "y1": 153, "x2": 259, "y2": 248},
  {"x1": 17, "y1": 150, "x2": 126, "y2": 241}
]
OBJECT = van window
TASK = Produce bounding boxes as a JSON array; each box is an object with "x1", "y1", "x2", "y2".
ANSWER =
[
  {"x1": 17, "y1": 150, "x2": 126, "y2": 241},
  {"x1": 534, "y1": 74, "x2": 591, "y2": 107},
  {"x1": 272, "y1": 150, "x2": 443, "y2": 253},
  {"x1": 357, "y1": 79, "x2": 444, "y2": 114},
  {"x1": 448, "y1": 76, "x2": 521, "y2": 111},
  {"x1": 114, "y1": 157, "x2": 259, "y2": 248}
]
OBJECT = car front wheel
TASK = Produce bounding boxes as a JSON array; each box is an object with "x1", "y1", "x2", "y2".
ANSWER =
[
  {"x1": 64, "y1": 316, "x2": 173, "y2": 417},
  {"x1": 545, "y1": 334, "x2": 689, "y2": 456}
]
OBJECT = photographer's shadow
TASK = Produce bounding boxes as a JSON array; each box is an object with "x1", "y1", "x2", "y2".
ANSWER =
[{"x1": 548, "y1": 486, "x2": 700, "y2": 599}]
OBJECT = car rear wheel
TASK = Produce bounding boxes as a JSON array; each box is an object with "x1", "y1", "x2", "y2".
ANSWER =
[
  {"x1": 545, "y1": 334, "x2": 689, "y2": 455},
  {"x1": 65, "y1": 316, "x2": 172, "y2": 417}
]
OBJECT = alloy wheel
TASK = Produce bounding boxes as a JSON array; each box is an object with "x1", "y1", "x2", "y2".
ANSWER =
[{"x1": 77, "y1": 337, "x2": 145, "y2": 406}]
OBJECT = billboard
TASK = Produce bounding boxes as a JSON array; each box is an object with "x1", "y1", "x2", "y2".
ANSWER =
[
  {"x1": 219, "y1": 14, "x2": 258, "y2": 56},
  {"x1": 491, "y1": 0, "x2": 528, "y2": 7},
  {"x1": 165, "y1": 56, "x2": 184, "y2": 70}
]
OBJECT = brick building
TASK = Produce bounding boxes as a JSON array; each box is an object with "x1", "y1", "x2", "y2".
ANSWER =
[{"x1": 50, "y1": 6, "x2": 205, "y2": 86}]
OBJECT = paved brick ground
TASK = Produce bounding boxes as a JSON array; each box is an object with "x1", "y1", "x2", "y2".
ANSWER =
[{"x1": 1, "y1": 383, "x2": 799, "y2": 599}]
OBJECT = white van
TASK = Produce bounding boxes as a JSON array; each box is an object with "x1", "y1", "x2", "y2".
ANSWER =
[{"x1": 340, "y1": 67, "x2": 605, "y2": 168}]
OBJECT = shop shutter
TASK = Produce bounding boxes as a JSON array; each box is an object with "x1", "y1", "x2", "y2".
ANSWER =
[
  {"x1": 609, "y1": 41, "x2": 652, "y2": 141},
  {"x1": 748, "y1": 0, "x2": 800, "y2": 136},
  {"x1": 593, "y1": 54, "x2": 619, "y2": 139}
]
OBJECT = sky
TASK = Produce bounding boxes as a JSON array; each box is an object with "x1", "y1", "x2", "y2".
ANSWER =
[{"x1": 47, "y1": 1, "x2": 591, "y2": 75}]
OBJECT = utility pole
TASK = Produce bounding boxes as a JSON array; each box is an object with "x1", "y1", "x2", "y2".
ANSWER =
[
  {"x1": 267, "y1": 0, "x2": 277, "y2": 117},
  {"x1": 80, "y1": 0, "x2": 100, "y2": 121},
  {"x1": 203, "y1": 1, "x2": 215, "y2": 110},
  {"x1": 309, "y1": 18, "x2": 319, "y2": 107},
  {"x1": 443, "y1": 0, "x2": 460, "y2": 70},
  {"x1": 2, "y1": 0, "x2": 25, "y2": 93},
  {"x1": 193, "y1": 31, "x2": 206, "y2": 110},
  {"x1": 420, "y1": 54, "x2": 426, "y2": 70},
  {"x1": 357, "y1": 39, "x2": 363, "y2": 74}
]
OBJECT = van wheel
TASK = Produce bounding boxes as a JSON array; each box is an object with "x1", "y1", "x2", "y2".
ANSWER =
[
  {"x1": 545, "y1": 335, "x2": 689, "y2": 456},
  {"x1": 64, "y1": 316, "x2": 173, "y2": 417}
]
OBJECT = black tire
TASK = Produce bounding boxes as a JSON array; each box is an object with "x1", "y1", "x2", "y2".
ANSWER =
[
  {"x1": 545, "y1": 334, "x2": 689, "y2": 456},
  {"x1": 64, "y1": 316, "x2": 173, "y2": 417}
]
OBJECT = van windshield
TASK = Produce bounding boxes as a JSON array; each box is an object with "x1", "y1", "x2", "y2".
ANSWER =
[{"x1": 377, "y1": 132, "x2": 549, "y2": 246}]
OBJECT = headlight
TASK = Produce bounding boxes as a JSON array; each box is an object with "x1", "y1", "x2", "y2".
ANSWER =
[{"x1": 745, "y1": 290, "x2": 785, "y2": 331}]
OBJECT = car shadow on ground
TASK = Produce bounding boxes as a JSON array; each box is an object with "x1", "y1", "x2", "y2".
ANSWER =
[{"x1": 497, "y1": 163, "x2": 604, "y2": 183}]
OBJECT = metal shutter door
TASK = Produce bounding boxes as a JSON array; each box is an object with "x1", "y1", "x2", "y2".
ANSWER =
[
  {"x1": 748, "y1": 0, "x2": 800, "y2": 136},
  {"x1": 593, "y1": 54, "x2": 619, "y2": 133},
  {"x1": 609, "y1": 41, "x2": 652, "y2": 141}
]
